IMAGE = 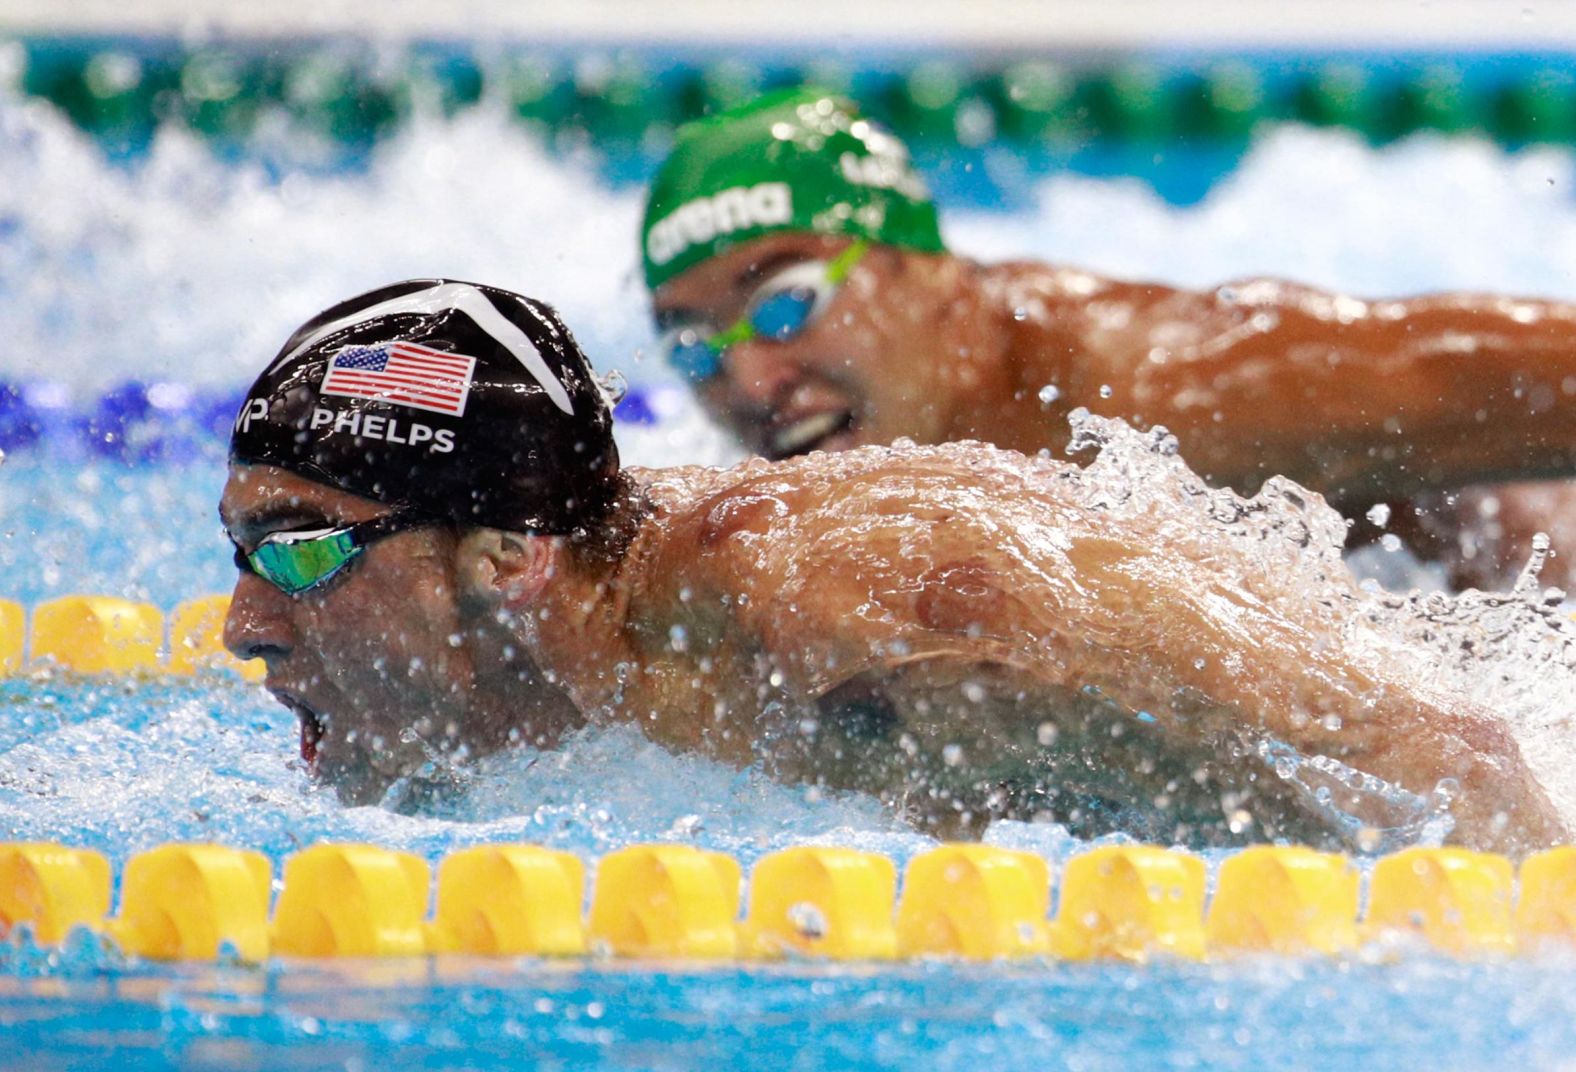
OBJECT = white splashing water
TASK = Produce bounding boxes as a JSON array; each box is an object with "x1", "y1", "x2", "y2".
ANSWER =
[
  {"x1": 953, "y1": 131, "x2": 1576, "y2": 299},
  {"x1": 3, "y1": 88, "x2": 1576, "y2": 859},
  {"x1": 7, "y1": 92, "x2": 1576, "y2": 395},
  {"x1": 1062, "y1": 410, "x2": 1576, "y2": 843}
]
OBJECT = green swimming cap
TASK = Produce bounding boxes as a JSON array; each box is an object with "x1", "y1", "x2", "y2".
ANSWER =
[{"x1": 642, "y1": 89, "x2": 946, "y2": 291}]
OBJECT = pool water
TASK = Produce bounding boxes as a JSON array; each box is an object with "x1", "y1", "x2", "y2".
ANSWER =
[
  {"x1": 7, "y1": 954, "x2": 1576, "y2": 1071},
  {"x1": 7, "y1": 63, "x2": 1576, "y2": 1071}
]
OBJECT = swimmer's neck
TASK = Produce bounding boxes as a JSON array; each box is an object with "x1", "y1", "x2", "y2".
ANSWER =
[
  {"x1": 510, "y1": 480, "x2": 657, "y2": 716},
  {"x1": 922, "y1": 261, "x2": 1088, "y2": 455}
]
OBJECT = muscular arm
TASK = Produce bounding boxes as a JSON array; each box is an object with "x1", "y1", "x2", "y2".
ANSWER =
[
  {"x1": 671, "y1": 448, "x2": 1566, "y2": 852},
  {"x1": 1028, "y1": 273, "x2": 1576, "y2": 505}
]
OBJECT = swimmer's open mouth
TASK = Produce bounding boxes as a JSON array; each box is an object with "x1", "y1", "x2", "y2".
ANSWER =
[
  {"x1": 274, "y1": 692, "x2": 325, "y2": 771},
  {"x1": 767, "y1": 409, "x2": 855, "y2": 459}
]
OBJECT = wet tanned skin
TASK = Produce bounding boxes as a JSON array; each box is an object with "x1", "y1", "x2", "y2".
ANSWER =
[
  {"x1": 654, "y1": 235, "x2": 1576, "y2": 588},
  {"x1": 604, "y1": 449, "x2": 1566, "y2": 853},
  {"x1": 224, "y1": 453, "x2": 1568, "y2": 853}
]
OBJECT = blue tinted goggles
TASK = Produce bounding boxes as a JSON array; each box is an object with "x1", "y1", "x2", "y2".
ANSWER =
[{"x1": 659, "y1": 240, "x2": 868, "y2": 383}]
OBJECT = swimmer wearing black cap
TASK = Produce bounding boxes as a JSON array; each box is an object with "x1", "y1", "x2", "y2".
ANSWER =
[
  {"x1": 645, "y1": 90, "x2": 1576, "y2": 592},
  {"x1": 222, "y1": 279, "x2": 1567, "y2": 853}
]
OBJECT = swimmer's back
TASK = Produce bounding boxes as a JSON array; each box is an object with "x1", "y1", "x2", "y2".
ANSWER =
[
  {"x1": 625, "y1": 441, "x2": 1103, "y2": 697},
  {"x1": 617, "y1": 442, "x2": 1566, "y2": 852}
]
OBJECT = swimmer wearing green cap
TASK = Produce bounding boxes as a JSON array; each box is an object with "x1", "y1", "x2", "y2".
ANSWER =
[
  {"x1": 645, "y1": 89, "x2": 1576, "y2": 591},
  {"x1": 221, "y1": 279, "x2": 1566, "y2": 853}
]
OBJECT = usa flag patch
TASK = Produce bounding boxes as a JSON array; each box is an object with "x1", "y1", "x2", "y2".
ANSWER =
[{"x1": 320, "y1": 341, "x2": 477, "y2": 417}]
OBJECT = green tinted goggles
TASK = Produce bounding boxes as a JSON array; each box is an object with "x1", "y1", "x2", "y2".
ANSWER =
[{"x1": 231, "y1": 512, "x2": 435, "y2": 596}]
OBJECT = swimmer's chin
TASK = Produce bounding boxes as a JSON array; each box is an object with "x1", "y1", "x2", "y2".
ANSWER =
[
  {"x1": 312, "y1": 733, "x2": 451, "y2": 808},
  {"x1": 307, "y1": 750, "x2": 389, "y2": 807}
]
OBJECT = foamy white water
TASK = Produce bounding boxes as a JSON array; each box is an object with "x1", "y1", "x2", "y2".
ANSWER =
[
  {"x1": 6, "y1": 88, "x2": 1576, "y2": 400},
  {"x1": 952, "y1": 130, "x2": 1576, "y2": 298}
]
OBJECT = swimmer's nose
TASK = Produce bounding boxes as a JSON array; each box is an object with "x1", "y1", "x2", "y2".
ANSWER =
[
  {"x1": 721, "y1": 339, "x2": 805, "y2": 408},
  {"x1": 223, "y1": 572, "x2": 295, "y2": 663}
]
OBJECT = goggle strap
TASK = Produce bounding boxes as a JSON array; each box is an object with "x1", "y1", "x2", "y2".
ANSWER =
[
  {"x1": 826, "y1": 239, "x2": 870, "y2": 284},
  {"x1": 707, "y1": 319, "x2": 755, "y2": 351},
  {"x1": 673, "y1": 240, "x2": 869, "y2": 374}
]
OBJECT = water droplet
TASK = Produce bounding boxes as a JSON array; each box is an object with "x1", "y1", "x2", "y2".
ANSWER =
[
  {"x1": 1037, "y1": 384, "x2": 1062, "y2": 406},
  {"x1": 788, "y1": 901, "x2": 828, "y2": 939},
  {"x1": 597, "y1": 368, "x2": 627, "y2": 405},
  {"x1": 1098, "y1": 384, "x2": 1113, "y2": 399},
  {"x1": 1036, "y1": 722, "x2": 1059, "y2": 746},
  {"x1": 942, "y1": 743, "x2": 964, "y2": 767}
]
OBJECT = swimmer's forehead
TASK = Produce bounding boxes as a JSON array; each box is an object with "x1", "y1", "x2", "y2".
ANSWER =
[
  {"x1": 652, "y1": 233, "x2": 862, "y2": 326},
  {"x1": 219, "y1": 464, "x2": 386, "y2": 538}
]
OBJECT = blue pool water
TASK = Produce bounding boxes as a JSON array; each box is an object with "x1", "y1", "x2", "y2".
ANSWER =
[
  {"x1": 7, "y1": 954, "x2": 1576, "y2": 1071},
  {"x1": 9, "y1": 57, "x2": 1576, "y2": 1070}
]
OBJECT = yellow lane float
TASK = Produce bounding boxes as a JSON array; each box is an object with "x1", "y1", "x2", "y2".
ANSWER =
[
  {"x1": 1050, "y1": 845, "x2": 1207, "y2": 962},
  {"x1": 741, "y1": 846, "x2": 897, "y2": 960},
  {"x1": 587, "y1": 844, "x2": 740, "y2": 958},
  {"x1": 1206, "y1": 846, "x2": 1360, "y2": 955},
  {"x1": 896, "y1": 844, "x2": 1051, "y2": 959},
  {"x1": 30, "y1": 596, "x2": 162, "y2": 674},
  {"x1": 3, "y1": 839, "x2": 1576, "y2": 963},
  {"x1": 0, "y1": 843, "x2": 111, "y2": 943}
]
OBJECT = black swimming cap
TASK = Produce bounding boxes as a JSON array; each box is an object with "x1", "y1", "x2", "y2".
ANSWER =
[{"x1": 230, "y1": 279, "x2": 620, "y2": 534}]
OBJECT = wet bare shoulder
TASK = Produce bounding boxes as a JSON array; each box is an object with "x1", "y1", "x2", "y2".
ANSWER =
[
  {"x1": 625, "y1": 446, "x2": 1105, "y2": 696},
  {"x1": 628, "y1": 446, "x2": 1088, "y2": 578}
]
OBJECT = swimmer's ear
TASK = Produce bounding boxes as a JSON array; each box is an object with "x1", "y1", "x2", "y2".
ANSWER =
[{"x1": 454, "y1": 528, "x2": 564, "y2": 612}]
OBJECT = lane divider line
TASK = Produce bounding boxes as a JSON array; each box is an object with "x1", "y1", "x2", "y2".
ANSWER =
[{"x1": 2, "y1": 841, "x2": 1571, "y2": 963}]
